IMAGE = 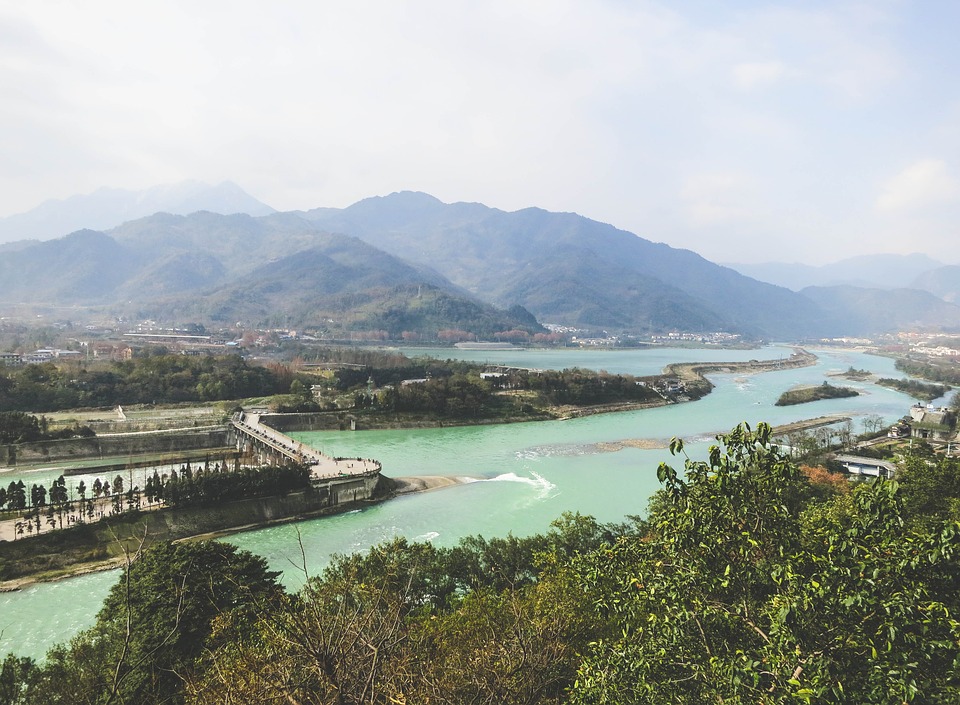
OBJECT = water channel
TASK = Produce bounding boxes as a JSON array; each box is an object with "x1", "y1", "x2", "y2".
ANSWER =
[{"x1": 0, "y1": 345, "x2": 925, "y2": 659}]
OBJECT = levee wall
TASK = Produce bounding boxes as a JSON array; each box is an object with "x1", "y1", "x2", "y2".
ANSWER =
[
  {"x1": 258, "y1": 412, "x2": 352, "y2": 432},
  {"x1": 0, "y1": 473, "x2": 392, "y2": 582},
  {"x1": 144, "y1": 472, "x2": 384, "y2": 537},
  {"x1": 0, "y1": 428, "x2": 232, "y2": 467}
]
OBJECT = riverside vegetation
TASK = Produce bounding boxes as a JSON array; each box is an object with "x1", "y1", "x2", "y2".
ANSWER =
[
  {"x1": 876, "y1": 377, "x2": 952, "y2": 401},
  {"x1": 1, "y1": 423, "x2": 959, "y2": 704},
  {"x1": 0, "y1": 349, "x2": 669, "y2": 426}
]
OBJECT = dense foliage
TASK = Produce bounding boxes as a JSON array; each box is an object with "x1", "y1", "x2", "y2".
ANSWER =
[
  {"x1": 0, "y1": 412, "x2": 94, "y2": 444},
  {"x1": 13, "y1": 542, "x2": 281, "y2": 705},
  {"x1": 574, "y1": 424, "x2": 960, "y2": 703},
  {"x1": 5, "y1": 423, "x2": 960, "y2": 703},
  {"x1": 145, "y1": 462, "x2": 310, "y2": 508},
  {"x1": 331, "y1": 356, "x2": 478, "y2": 391},
  {"x1": 0, "y1": 347, "x2": 654, "y2": 421},
  {"x1": 895, "y1": 358, "x2": 960, "y2": 386},
  {"x1": 0, "y1": 355, "x2": 283, "y2": 412},
  {"x1": 356, "y1": 374, "x2": 498, "y2": 418},
  {"x1": 496, "y1": 367, "x2": 660, "y2": 406},
  {"x1": 337, "y1": 357, "x2": 662, "y2": 418},
  {"x1": 877, "y1": 376, "x2": 952, "y2": 401}
]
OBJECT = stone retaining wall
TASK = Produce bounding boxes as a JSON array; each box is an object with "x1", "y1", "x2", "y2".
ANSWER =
[{"x1": 0, "y1": 428, "x2": 232, "y2": 466}]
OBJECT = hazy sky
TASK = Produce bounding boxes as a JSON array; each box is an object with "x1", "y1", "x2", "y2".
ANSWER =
[{"x1": 2, "y1": 1, "x2": 958, "y2": 264}]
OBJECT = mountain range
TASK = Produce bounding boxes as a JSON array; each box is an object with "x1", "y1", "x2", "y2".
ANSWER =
[
  {"x1": 0, "y1": 181, "x2": 274, "y2": 245},
  {"x1": 2, "y1": 183, "x2": 959, "y2": 340}
]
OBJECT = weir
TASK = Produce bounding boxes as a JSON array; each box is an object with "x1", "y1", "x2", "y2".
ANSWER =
[{"x1": 230, "y1": 410, "x2": 381, "y2": 481}]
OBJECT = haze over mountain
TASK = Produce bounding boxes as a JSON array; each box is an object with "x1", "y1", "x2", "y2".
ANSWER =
[
  {"x1": 725, "y1": 254, "x2": 947, "y2": 292},
  {"x1": 0, "y1": 181, "x2": 275, "y2": 245},
  {"x1": 3, "y1": 187, "x2": 960, "y2": 339},
  {"x1": 911, "y1": 265, "x2": 960, "y2": 305},
  {"x1": 800, "y1": 285, "x2": 960, "y2": 336},
  {"x1": 299, "y1": 192, "x2": 831, "y2": 338},
  {"x1": 0, "y1": 210, "x2": 539, "y2": 338}
]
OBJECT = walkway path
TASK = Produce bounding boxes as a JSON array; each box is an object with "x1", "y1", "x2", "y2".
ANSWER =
[{"x1": 232, "y1": 411, "x2": 381, "y2": 480}]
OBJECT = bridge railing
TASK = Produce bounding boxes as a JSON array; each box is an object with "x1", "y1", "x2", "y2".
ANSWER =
[{"x1": 232, "y1": 411, "x2": 381, "y2": 479}]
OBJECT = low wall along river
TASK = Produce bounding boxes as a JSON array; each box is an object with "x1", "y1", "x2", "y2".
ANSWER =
[{"x1": 0, "y1": 428, "x2": 232, "y2": 467}]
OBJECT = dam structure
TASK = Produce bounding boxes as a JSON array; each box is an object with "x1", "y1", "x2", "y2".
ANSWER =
[{"x1": 231, "y1": 410, "x2": 383, "y2": 504}]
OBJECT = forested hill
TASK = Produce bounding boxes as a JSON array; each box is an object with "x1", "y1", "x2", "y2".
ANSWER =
[
  {"x1": 0, "y1": 212, "x2": 541, "y2": 338},
  {"x1": 300, "y1": 192, "x2": 832, "y2": 338},
  {"x1": 3, "y1": 189, "x2": 960, "y2": 337}
]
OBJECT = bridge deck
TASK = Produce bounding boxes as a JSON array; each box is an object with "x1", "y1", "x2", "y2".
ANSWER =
[{"x1": 232, "y1": 412, "x2": 380, "y2": 480}]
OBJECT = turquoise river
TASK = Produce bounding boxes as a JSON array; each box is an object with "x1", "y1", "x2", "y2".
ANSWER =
[{"x1": 0, "y1": 345, "x2": 932, "y2": 660}]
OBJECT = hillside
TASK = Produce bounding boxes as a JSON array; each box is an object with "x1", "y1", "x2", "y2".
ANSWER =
[
  {"x1": 0, "y1": 211, "x2": 539, "y2": 337},
  {"x1": 300, "y1": 192, "x2": 829, "y2": 338},
  {"x1": 0, "y1": 229, "x2": 139, "y2": 303},
  {"x1": 2, "y1": 188, "x2": 958, "y2": 339},
  {"x1": 912, "y1": 265, "x2": 960, "y2": 304},
  {"x1": 800, "y1": 285, "x2": 960, "y2": 334}
]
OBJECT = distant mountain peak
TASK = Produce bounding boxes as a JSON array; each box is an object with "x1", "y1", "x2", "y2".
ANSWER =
[
  {"x1": 0, "y1": 180, "x2": 275, "y2": 244},
  {"x1": 347, "y1": 191, "x2": 445, "y2": 213}
]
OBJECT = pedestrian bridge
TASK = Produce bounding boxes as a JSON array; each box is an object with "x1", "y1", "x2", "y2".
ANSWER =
[{"x1": 231, "y1": 411, "x2": 381, "y2": 481}]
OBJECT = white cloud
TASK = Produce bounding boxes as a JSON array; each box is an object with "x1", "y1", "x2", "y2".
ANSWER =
[
  {"x1": 681, "y1": 171, "x2": 755, "y2": 226},
  {"x1": 733, "y1": 61, "x2": 786, "y2": 90},
  {"x1": 876, "y1": 159, "x2": 960, "y2": 211},
  {"x1": 0, "y1": 1, "x2": 958, "y2": 264}
]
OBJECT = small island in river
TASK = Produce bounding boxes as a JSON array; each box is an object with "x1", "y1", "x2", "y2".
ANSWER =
[{"x1": 775, "y1": 381, "x2": 859, "y2": 406}]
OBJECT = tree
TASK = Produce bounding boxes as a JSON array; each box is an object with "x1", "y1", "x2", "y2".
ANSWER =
[
  {"x1": 23, "y1": 541, "x2": 281, "y2": 705},
  {"x1": 186, "y1": 515, "x2": 615, "y2": 704},
  {"x1": 9, "y1": 481, "x2": 25, "y2": 511},
  {"x1": 572, "y1": 422, "x2": 960, "y2": 704},
  {"x1": 0, "y1": 654, "x2": 36, "y2": 704},
  {"x1": 49, "y1": 476, "x2": 67, "y2": 505},
  {"x1": 0, "y1": 411, "x2": 42, "y2": 444},
  {"x1": 49, "y1": 476, "x2": 68, "y2": 528},
  {"x1": 29, "y1": 484, "x2": 46, "y2": 510},
  {"x1": 860, "y1": 413, "x2": 884, "y2": 436},
  {"x1": 896, "y1": 451, "x2": 960, "y2": 528},
  {"x1": 289, "y1": 379, "x2": 307, "y2": 398}
]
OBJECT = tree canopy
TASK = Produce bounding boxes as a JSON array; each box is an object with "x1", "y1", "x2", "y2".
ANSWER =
[{"x1": 4, "y1": 423, "x2": 960, "y2": 704}]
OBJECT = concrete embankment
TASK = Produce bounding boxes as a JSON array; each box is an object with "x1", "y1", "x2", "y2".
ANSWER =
[
  {"x1": 0, "y1": 428, "x2": 233, "y2": 468},
  {"x1": 256, "y1": 411, "x2": 554, "y2": 432},
  {"x1": 664, "y1": 349, "x2": 817, "y2": 391},
  {"x1": 0, "y1": 472, "x2": 395, "y2": 588}
]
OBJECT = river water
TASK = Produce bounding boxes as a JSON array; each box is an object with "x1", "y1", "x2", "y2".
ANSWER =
[{"x1": 0, "y1": 345, "x2": 921, "y2": 659}]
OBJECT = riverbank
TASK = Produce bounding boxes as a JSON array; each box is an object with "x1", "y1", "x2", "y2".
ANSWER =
[{"x1": 0, "y1": 474, "x2": 466, "y2": 591}]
